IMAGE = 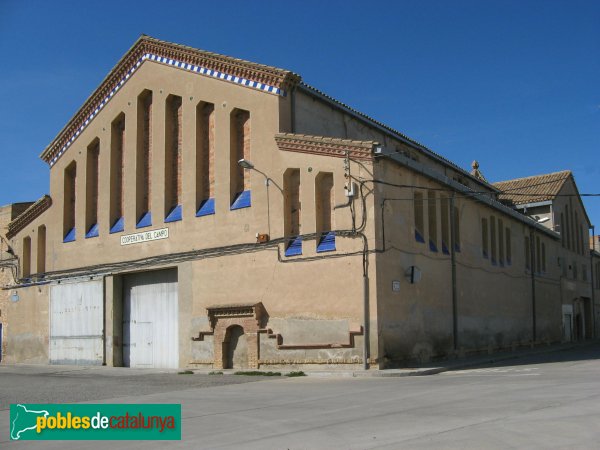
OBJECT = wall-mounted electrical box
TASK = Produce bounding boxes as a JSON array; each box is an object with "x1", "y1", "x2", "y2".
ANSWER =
[{"x1": 345, "y1": 182, "x2": 358, "y2": 197}]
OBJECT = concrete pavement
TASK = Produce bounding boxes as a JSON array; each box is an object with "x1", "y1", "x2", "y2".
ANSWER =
[{"x1": 1, "y1": 343, "x2": 599, "y2": 449}]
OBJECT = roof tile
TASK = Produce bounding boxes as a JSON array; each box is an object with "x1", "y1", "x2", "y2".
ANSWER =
[{"x1": 493, "y1": 171, "x2": 571, "y2": 205}]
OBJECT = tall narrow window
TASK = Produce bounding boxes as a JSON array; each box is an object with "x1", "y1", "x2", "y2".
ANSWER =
[
  {"x1": 85, "y1": 139, "x2": 100, "y2": 238},
  {"x1": 498, "y1": 218, "x2": 505, "y2": 266},
  {"x1": 490, "y1": 215, "x2": 497, "y2": 264},
  {"x1": 63, "y1": 161, "x2": 77, "y2": 242},
  {"x1": 536, "y1": 236, "x2": 541, "y2": 273},
  {"x1": 414, "y1": 192, "x2": 424, "y2": 243},
  {"x1": 136, "y1": 90, "x2": 153, "y2": 227},
  {"x1": 284, "y1": 168, "x2": 301, "y2": 256},
  {"x1": 541, "y1": 242, "x2": 546, "y2": 272},
  {"x1": 37, "y1": 225, "x2": 46, "y2": 274},
  {"x1": 525, "y1": 236, "x2": 531, "y2": 270},
  {"x1": 505, "y1": 227, "x2": 512, "y2": 264},
  {"x1": 230, "y1": 109, "x2": 251, "y2": 210},
  {"x1": 560, "y1": 213, "x2": 565, "y2": 247},
  {"x1": 580, "y1": 224, "x2": 585, "y2": 255},
  {"x1": 316, "y1": 172, "x2": 335, "y2": 252},
  {"x1": 481, "y1": 217, "x2": 489, "y2": 258},
  {"x1": 165, "y1": 95, "x2": 183, "y2": 223},
  {"x1": 196, "y1": 102, "x2": 216, "y2": 216},
  {"x1": 567, "y1": 203, "x2": 573, "y2": 250},
  {"x1": 22, "y1": 236, "x2": 31, "y2": 278},
  {"x1": 575, "y1": 212, "x2": 581, "y2": 254},
  {"x1": 428, "y1": 190, "x2": 437, "y2": 252},
  {"x1": 110, "y1": 114, "x2": 125, "y2": 233},
  {"x1": 453, "y1": 205, "x2": 461, "y2": 252},
  {"x1": 440, "y1": 196, "x2": 449, "y2": 254}
]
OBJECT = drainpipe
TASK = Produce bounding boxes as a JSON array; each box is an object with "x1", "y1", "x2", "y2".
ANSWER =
[
  {"x1": 590, "y1": 225, "x2": 596, "y2": 338},
  {"x1": 363, "y1": 273, "x2": 370, "y2": 370},
  {"x1": 530, "y1": 228, "x2": 537, "y2": 343},
  {"x1": 450, "y1": 194, "x2": 458, "y2": 351}
]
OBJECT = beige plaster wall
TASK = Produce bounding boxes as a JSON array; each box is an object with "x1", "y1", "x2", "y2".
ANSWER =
[{"x1": 372, "y1": 161, "x2": 563, "y2": 365}]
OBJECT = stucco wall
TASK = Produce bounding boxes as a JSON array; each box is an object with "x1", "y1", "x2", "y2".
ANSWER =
[{"x1": 372, "y1": 160, "x2": 563, "y2": 365}]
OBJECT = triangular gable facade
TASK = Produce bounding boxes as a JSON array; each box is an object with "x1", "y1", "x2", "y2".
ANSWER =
[{"x1": 41, "y1": 35, "x2": 301, "y2": 167}]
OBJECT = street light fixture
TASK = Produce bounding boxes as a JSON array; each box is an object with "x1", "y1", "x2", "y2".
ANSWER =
[
  {"x1": 237, "y1": 158, "x2": 254, "y2": 170},
  {"x1": 237, "y1": 158, "x2": 279, "y2": 238}
]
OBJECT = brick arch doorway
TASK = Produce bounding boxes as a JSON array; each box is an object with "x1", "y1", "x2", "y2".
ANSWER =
[
  {"x1": 223, "y1": 325, "x2": 248, "y2": 369},
  {"x1": 205, "y1": 303, "x2": 267, "y2": 370}
]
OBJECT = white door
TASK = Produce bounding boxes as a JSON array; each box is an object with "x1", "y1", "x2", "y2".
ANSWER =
[
  {"x1": 563, "y1": 314, "x2": 572, "y2": 342},
  {"x1": 49, "y1": 280, "x2": 104, "y2": 365},
  {"x1": 123, "y1": 269, "x2": 178, "y2": 368}
]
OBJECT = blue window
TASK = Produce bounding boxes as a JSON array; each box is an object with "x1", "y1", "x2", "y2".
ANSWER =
[
  {"x1": 165, "y1": 205, "x2": 182, "y2": 223},
  {"x1": 136, "y1": 211, "x2": 152, "y2": 228},
  {"x1": 285, "y1": 236, "x2": 302, "y2": 256},
  {"x1": 317, "y1": 231, "x2": 336, "y2": 253},
  {"x1": 231, "y1": 190, "x2": 251, "y2": 210},
  {"x1": 110, "y1": 216, "x2": 124, "y2": 234},
  {"x1": 63, "y1": 228, "x2": 76, "y2": 243},
  {"x1": 429, "y1": 239, "x2": 438, "y2": 252},
  {"x1": 85, "y1": 223, "x2": 99, "y2": 239},
  {"x1": 196, "y1": 198, "x2": 215, "y2": 217},
  {"x1": 415, "y1": 229, "x2": 425, "y2": 243}
]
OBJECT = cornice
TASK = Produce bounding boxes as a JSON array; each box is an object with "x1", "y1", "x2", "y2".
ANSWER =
[
  {"x1": 6, "y1": 195, "x2": 52, "y2": 240},
  {"x1": 275, "y1": 133, "x2": 378, "y2": 161}
]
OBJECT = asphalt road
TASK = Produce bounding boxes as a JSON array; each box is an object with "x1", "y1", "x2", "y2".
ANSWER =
[{"x1": 2, "y1": 345, "x2": 600, "y2": 449}]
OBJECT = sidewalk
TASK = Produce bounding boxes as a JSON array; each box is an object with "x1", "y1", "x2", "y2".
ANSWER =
[
  {"x1": 204, "y1": 340, "x2": 599, "y2": 378},
  {"x1": 2, "y1": 340, "x2": 597, "y2": 378},
  {"x1": 350, "y1": 339, "x2": 600, "y2": 377}
]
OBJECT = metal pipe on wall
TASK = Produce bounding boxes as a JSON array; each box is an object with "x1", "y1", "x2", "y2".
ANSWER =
[
  {"x1": 450, "y1": 194, "x2": 458, "y2": 350},
  {"x1": 530, "y1": 229, "x2": 537, "y2": 343},
  {"x1": 363, "y1": 274, "x2": 370, "y2": 370},
  {"x1": 590, "y1": 225, "x2": 596, "y2": 338}
]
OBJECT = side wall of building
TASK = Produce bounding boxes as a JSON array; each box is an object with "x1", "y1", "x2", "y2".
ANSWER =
[{"x1": 372, "y1": 160, "x2": 562, "y2": 365}]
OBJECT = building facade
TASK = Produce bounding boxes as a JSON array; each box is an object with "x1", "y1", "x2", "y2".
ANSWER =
[{"x1": 1, "y1": 36, "x2": 596, "y2": 369}]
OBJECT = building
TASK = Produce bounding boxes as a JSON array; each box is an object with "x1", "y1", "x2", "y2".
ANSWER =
[
  {"x1": 1, "y1": 36, "x2": 596, "y2": 369},
  {"x1": 495, "y1": 171, "x2": 596, "y2": 341},
  {"x1": 0, "y1": 202, "x2": 35, "y2": 362}
]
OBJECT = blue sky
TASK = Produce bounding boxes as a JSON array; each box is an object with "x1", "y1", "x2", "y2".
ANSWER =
[{"x1": 0, "y1": 0, "x2": 598, "y2": 227}]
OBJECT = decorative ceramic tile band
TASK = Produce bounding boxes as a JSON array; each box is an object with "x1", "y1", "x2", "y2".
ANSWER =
[
  {"x1": 144, "y1": 53, "x2": 285, "y2": 95},
  {"x1": 49, "y1": 53, "x2": 285, "y2": 167}
]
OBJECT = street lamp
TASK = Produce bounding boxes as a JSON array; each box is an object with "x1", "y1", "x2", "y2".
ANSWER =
[
  {"x1": 237, "y1": 159, "x2": 281, "y2": 238},
  {"x1": 237, "y1": 158, "x2": 254, "y2": 170}
]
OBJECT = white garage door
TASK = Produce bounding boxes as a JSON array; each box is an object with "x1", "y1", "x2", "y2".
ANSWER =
[
  {"x1": 123, "y1": 269, "x2": 178, "y2": 369},
  {"x1": 49, "y1": 280, "x2": 104, "y2": 365}
]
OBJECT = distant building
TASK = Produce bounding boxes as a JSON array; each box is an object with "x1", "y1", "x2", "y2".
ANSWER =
[
  {"x1": 495, "y1": 171, "x2": 596, "y2": 342},
  {"x1": 591, "y1": 235, "x2": 600, "y2": 253},
  {"x1": 1, "y1": 36, "x2": 597, "y2": 369},
  {"x1": 0, "y1": 202, "x2": 35, "y2": 362}
]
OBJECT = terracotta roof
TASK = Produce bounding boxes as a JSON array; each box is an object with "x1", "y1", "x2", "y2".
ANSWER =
[
  {"x1": 41, "y1": 35, "x2": 301, "y2": 166},
  {"x1": 493, "y1": 170, "x2": 571, "y2": 205},
  {"x1": 6, "y1": 195, "x2": 52, "y2": 239}
]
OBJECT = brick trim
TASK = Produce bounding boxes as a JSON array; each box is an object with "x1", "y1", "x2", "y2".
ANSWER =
[
  {"x1": 193, "y1": 303, "x2": 267, "y2": 369},
  {"x1": 258, "y1": 325, "x2": 363, "y2": 350},
  {"x1": 275, "y1": 133, "x2": 379, "y2": 161},
  {"x1": 6, "y1": 195, "x2": 52, "y2": 240}
]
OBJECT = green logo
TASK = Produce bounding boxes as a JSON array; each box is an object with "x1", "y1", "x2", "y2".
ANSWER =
[{"x1": 10, "y1": 404, "x2": 181, "y2": 440}]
